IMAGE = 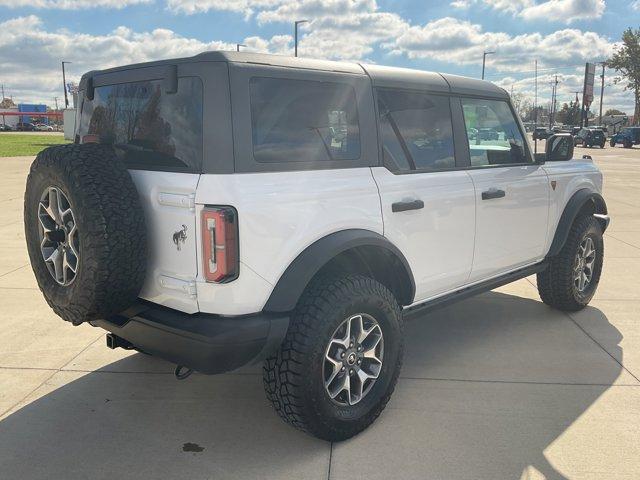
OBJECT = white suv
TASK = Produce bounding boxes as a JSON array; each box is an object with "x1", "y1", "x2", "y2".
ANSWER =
[{"x1": 24, "y1": 52, "x2": 609, "y2": 441}]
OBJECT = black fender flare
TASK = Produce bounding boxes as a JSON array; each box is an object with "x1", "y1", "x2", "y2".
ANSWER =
[
  {"x1": 547, "y1": 189, "x2": 608, "y2": 258},
  {"x1": 263, "y1": 229, "x2": 416, "y2": 313}
]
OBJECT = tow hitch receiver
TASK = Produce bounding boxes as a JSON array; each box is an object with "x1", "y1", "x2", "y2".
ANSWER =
[{"x1": 106, "y1": 333, "x2": 134, "y2": 350}]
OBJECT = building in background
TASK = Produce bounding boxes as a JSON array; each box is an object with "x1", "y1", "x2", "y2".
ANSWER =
[{"x1": 18, "y1": 104, "x2": 48, "y2": 124}]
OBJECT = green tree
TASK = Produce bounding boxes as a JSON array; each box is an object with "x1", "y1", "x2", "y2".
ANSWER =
[
  {"x1": 606, "y1": 28, "x2": 640, "y2": 125},
  {"x1": 604, "y1": 108, "x2": 626, "y2": 116}
]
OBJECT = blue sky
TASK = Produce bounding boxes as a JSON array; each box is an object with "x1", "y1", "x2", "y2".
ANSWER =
[{"x1": 1, "y1": 0, "x2": 639, "y2": 112}]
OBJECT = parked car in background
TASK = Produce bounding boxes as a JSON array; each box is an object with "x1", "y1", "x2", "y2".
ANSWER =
[
  {"x1": 533, "y1": 127, "x2": 552, "y2": 140},
  {"x1": 16, "y1": 122, "x2": 36, "y2": 131},
  {"x1": 574, "y1": 128, "x2": 606, "y2": 148},
  {"x1": 34, "y1": 123, "x2": 54, "y2": 132},
  {"x1": 478, "y1": 127, "x2": 499, "y2": 141},
  {"x1": 0, "y1": 123, "x2": 13, "y2": 131},
  {"x1": 609, "y1": 127, "x2": 640, "y2": 148}
]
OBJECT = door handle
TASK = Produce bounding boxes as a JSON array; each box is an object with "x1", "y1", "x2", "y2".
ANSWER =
[
  {"x1": 481, "y1": 188, "x2": 506, "y2": 200},
  {"x1": 392, "y1": 199, "x2": 424, "y2": 212}
]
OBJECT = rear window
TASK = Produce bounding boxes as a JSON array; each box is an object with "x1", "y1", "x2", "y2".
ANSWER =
[
  {"x1": 79, "y1": 77, "x2": 203, "y2": 172},
  {"x1": 249, "y1": 77, "x2": 360, "y2": 163}
]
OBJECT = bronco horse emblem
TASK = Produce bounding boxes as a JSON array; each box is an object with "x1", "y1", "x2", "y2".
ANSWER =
[{"x1": 172, "y1": 224, "x2": 188, "y2": 251}]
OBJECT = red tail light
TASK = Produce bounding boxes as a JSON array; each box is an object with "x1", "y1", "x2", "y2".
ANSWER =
[{"x1": 201, "y1": 206, "x2": 238, "y2": 283}]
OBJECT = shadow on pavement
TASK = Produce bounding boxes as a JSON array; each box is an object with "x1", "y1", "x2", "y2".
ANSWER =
[{"x1": 0, "y1": 292, "x2": 624, "y2": 480}]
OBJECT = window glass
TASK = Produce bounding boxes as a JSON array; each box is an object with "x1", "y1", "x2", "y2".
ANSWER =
[
  {"x1": 79, "y1": 77, "x2": 203, "y2": 172},
  {"x1": 249, "y1": 77, "x2": 360, "y2": 163},
  {"x1": 461, "y1": 98, "x2": 529, "y2": 166},
  {"x1": 377, "y1": 89, "x2": 454, "y2": 172}
]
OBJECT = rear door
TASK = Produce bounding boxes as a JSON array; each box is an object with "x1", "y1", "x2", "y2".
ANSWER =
[
  {"x1": 76, "y1": 64, "x2": 208, "y2": 313},
  {"x1": 459, "y1": 97, "x2": 550, "y2": 281},
  {"x1": 371, "y1": 88, "x2": 475, "y2": 302}
]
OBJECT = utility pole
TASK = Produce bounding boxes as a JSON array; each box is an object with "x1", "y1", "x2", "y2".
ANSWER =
[
  {"x1": 534, "y1": 59, "x2": 538, "y2": 126},
  {"x1": 1, "y1": 83, "x2": 5, "y2": 126},
  {"x1": 236, "y1": 43, "x2": 245, "y2": 52},
  {"x1": 294, "y1": 20, "x2": 309, "y2": 57},
  {"x1": 598, "y1": 62, "x2": 605, "y2": 126},
  {"x1": 481, "y1": 51, "x2": 495, "y2": 80},
  {"x1": 54, "y1": 97, "x2": 59, "y2": 127},
  {"x1": 61, "y1": 61, "x2": 71, "y2": 108},
  {"x1": 549, "y1": 75, "x2": 558, "y2": 129}
]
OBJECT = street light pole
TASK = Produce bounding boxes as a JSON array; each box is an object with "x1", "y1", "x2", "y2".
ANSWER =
[
  {"x1": 294, "y1": 20, "x2": 309, "y2": 57},
  {"x1": 236, "y1": 43, "x2": 246, "y2": 52},
  {"x1": 481, "y1": 51, "x2": 495, "y2": 80},
  {"x1": 61, "y1": 61, "x2": 72, "y2": 109}
]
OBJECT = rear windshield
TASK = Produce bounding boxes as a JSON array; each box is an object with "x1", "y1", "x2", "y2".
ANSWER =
[
  {"x1": 78, "y1": 77, "x2": 203, "y2": 172},
  {"x1": 249, "y1": 77, "x2": 360, "y2": 164}
]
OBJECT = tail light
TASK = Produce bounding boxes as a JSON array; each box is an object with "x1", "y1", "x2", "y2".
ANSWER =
[{"x1": 201, "y1": 206, "x2": 238, "y2": 283}]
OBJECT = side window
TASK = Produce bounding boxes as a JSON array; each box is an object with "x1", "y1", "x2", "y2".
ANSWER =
[
  {"x1": 249, "y1": 77, "x2": 360, "y2": 163},
  {"x1": 377, "y1": 89, "x2": 455, "y2": 172},
  {"x1": 461, "y1": 98, "x2": 529, "y2": 167}
]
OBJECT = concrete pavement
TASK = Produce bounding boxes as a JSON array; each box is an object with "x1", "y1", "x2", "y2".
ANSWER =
[{"x1": 1, "y1": 146, "x2": 639, "y2": 479}]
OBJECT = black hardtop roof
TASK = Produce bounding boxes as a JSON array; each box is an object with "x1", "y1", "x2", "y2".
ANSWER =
[{"x1": 80, "y1": 51, "x2": 508, "y2": 99}]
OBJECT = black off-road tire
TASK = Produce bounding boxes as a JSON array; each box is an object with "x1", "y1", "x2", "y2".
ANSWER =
[
  {"x1": 624, "y1": 139, "x2": 632, "y2": 149},
  {"x1": 263, "y1": 275, "x2": 403, "y2": 441},
  {"x1": 610, "y1": 139, "x2": 616, "y2": 147},
  {"x1": 537, "y1": 215, "x2": 603, "y2": 312},
  {"x1": 24, "y1": 143, "x2": 147, "y2": 325}
]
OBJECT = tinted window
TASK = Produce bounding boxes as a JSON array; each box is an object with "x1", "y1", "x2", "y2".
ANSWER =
[
  {"x1": 249, "y1": 77, "x2": 360, "y2": 163},
  {"x1": 461, "y1": 98, "x2": 529, "y2": 166},
  {"x1": 377, "y1": 89, "x2": 454, "y2": 172},
  {"x1": 79, "y1": 77, "x2": 203, "y2": 172}
]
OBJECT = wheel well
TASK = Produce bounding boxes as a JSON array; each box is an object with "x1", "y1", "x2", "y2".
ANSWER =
[
  {"x1": 577, "y1": 195, "x2": 607, "y2": 218},
  {"x1": 316, "y1": 245, "x2": 414, "y2": 306}
]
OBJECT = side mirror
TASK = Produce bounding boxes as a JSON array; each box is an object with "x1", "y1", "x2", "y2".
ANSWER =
[{"x1": 546, "y1": 133, "x2": 574, "y2": 162}]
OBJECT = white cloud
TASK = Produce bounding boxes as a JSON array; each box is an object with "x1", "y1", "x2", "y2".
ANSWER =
[
  {"x1": 450, "y1": 0, "x2": 606, "y2": 23},
  {"x1": 389, "y1": 17, "x2": 614, "y2": 73},
  {"x1": 519, "y1": 0, "x2": 606, "y2": 23},
  {"x1": 0, "y1": 0, "x2": 151, "y2": 9},
  {"x1": 0, "y1": 15, "x2": 282, "y2": 104},
  {"x1": 631, "y1": 0, "x2": 640, "y2": 10}
]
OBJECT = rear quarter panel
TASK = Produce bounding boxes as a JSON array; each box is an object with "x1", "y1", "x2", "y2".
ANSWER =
[{"x1": 195, "y1": 168, "x2": 383, "y2": 314}]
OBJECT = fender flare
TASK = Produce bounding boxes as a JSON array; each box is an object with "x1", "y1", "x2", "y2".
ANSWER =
[
  {"x1": 263, "y1": 229, "x2": 416, "y2": 313},
  {"x1": 547, "y1": 188, "x2": 608, "y2": 258}
]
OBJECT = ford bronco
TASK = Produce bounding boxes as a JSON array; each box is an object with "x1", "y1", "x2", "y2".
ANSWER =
[{"x1": 24, "y1": 52, "x2": 609, "y2": 441}]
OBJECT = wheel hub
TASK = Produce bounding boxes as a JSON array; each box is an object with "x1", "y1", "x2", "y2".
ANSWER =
[
  {"x1": 37, "y1": 186, "x2": 80, "y2": 286},
  {"x1": 323, "y1": 313, "x2": 384, "y2": 406}
]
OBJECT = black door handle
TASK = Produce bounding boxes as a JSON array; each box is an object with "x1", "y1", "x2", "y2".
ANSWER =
[
  {"x1": 392, "y1": 199, "x2": 424, "y2": 212},
  {"x1": 481, "y1": 188, "x2": 506, "y2": 200}
]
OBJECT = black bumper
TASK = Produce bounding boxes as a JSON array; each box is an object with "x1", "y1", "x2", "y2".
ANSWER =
[{"x1": 91, "y1": 302, "x2": 289, "y2": 375}]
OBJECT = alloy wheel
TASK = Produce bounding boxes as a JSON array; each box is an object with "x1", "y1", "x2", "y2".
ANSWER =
[
  {"x1": 323, "y1": 313, "x2": 384, "y2": 406},
  {"x1": 37, "y1": 186, "x2": 79, "y2": 286}
]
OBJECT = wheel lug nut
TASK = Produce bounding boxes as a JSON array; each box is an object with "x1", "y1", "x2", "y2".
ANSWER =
[
  {"x1": 357, "y1": 359, "x2": 361, "y2": 365},
  {"x1": 349, "y1": 343, "x2": 353, "y2": 348},
  {"x1": 341, "y1": 352, "x2": 345, "y2": 358},
  {"x1": 341, "y1": 366, "x2": 345, "y2": 371},
  {"x1": 350, "y1": 369, "x2": 354, "y2": 375}
]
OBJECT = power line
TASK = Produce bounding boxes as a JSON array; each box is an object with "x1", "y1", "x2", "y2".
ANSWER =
[{"x1": 483, "y1": 62, "x2": 606, "y2": 80}]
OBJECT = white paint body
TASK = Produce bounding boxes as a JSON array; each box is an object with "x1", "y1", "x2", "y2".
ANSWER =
[{"x1": 129, "y1": 157, "x2": 603, "y2": 317}]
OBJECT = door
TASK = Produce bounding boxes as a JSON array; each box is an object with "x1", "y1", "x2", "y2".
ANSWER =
[
  {"x1": 460, "y1": 97, "x2": 550, "y2": 281},
  {"x1": 76, "y1": 70, "x2": 206, "y2": 313},
  {"x1": 371, "y1": 89, "x2": 475, "y2": 302}
]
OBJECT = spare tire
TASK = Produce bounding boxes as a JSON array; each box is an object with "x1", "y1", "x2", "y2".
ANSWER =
[{"x1": 24, "y1": 143, "x2": 147, "y2": 325}]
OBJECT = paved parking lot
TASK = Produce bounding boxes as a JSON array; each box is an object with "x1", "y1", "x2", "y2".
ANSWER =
[{"x1": 1, "y1": 146, "x2": 639, "y2": 479}]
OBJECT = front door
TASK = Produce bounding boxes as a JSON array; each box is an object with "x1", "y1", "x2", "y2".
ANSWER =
[{"x1": 460, "y1": 97, "x2": 550, "y2": 281}]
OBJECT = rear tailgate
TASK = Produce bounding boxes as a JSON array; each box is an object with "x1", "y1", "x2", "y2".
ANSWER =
[{"x1": 129, "y1": 170, "x2": 200, "y2": 313}]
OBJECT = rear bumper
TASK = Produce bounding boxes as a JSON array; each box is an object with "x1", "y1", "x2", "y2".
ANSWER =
[{"x1": 91, "y1": 302, "x2": 289, "y2": 374}]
